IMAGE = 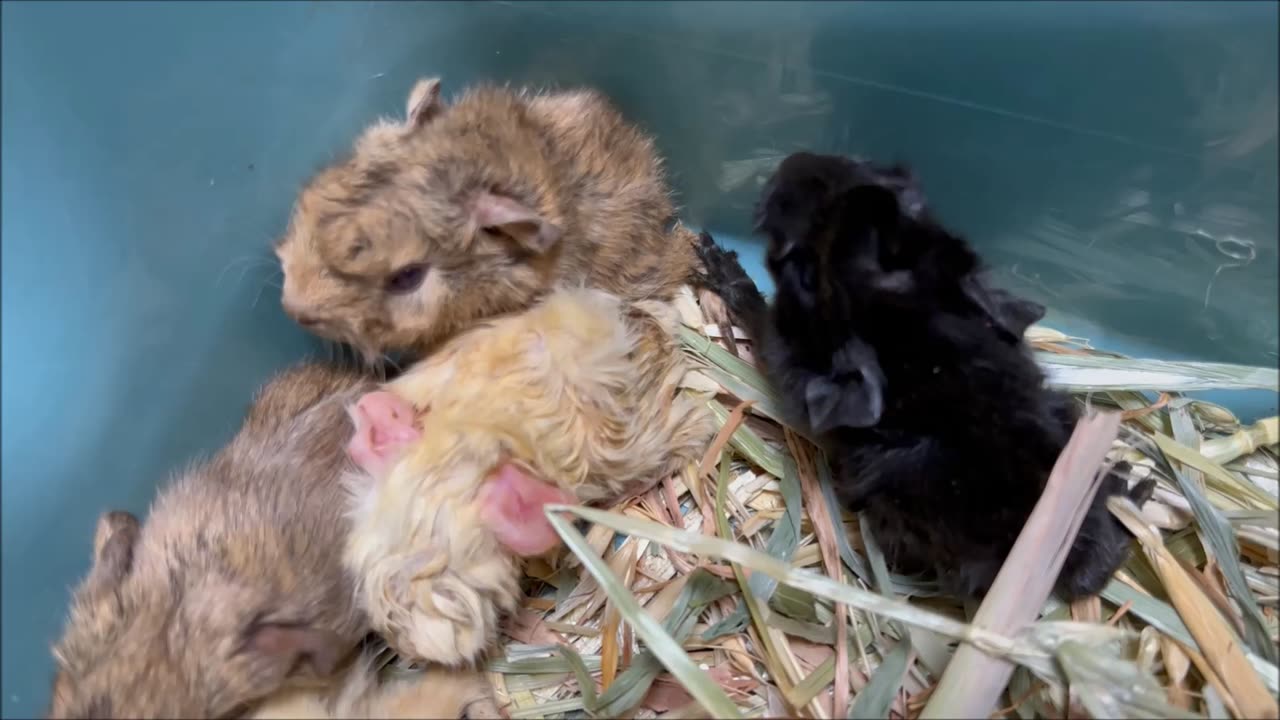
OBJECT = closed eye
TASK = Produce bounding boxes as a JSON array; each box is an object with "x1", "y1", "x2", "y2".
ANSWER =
[{"x1": 386, "y1": 263, "x2": 428, "y2": 294}]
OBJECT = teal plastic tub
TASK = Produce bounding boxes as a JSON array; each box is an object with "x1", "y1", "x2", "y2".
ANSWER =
[{"x1": 2, "y1": 2, "x2": 1275, "y2": 714}]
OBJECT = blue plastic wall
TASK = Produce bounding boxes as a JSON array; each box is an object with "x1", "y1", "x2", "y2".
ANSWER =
[{"x1": 2, "y1": 2, "x2": 1276, "y2": 714}]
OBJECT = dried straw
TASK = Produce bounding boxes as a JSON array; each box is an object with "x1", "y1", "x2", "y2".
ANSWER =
[{"x1": 473, "y1": 286, "x2": 1279, "y2": 720}]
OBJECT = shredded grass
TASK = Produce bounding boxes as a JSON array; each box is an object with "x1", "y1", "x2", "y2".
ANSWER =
[{"x1": 481, "y1": 286, "x2": 1279, "y2": 719}]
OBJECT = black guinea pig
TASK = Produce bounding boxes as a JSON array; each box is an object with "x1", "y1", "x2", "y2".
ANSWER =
[{"x1": 695, "y1": 152, "x2": 1153, "y2": 600}]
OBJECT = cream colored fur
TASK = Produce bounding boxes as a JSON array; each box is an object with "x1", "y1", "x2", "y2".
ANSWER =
[{"x1": 343, "y1": 287, "x2": 714, "y2": 667}]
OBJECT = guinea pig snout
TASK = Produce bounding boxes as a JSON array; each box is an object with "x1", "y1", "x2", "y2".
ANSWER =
[{"x1": 281, "y1": 296, "x2": 322, "y2": 327}]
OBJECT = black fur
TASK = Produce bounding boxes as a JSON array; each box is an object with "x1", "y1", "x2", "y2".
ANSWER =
[{"x1": 695, "y1": 152, "x2": 1154, "y2": 601}]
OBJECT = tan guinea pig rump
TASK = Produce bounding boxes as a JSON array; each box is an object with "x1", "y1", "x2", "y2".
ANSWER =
[
  {"x1": 250, "y1": 644, "x2": 501, "y2": 719},
  {"x1": 341, "y1": 287, "x2": 715, "y2": 667}
]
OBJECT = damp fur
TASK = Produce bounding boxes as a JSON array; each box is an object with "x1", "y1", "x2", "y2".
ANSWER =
[{"x1": 342, "y1": 287, "x2": 715, "y2": 667}]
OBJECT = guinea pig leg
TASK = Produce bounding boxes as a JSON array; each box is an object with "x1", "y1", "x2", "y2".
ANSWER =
[
  {"x1": 478, "y1": 463, "x2": 576, "y2": 557},
  {"x1": 346, "y1": 391, "x2": 423, "y2": 477},
  {"x1": 692, "y1": 231, "x2": 769, "y2": 339},
  {"x1": 1054, "y1": 470, "x2": 1157, "y2": 601}
]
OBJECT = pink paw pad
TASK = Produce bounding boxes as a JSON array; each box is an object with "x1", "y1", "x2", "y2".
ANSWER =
[{"x1": 347, "y1": 390, "x2": 423, "y2": 477}]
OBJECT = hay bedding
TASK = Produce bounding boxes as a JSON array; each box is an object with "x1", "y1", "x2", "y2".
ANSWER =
[{"x1": 458, "y1": 287, "x2": 1277, "y2": 719}]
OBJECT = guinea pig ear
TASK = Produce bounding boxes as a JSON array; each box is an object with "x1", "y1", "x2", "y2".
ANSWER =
[
  {"x1": 245, "y1": 621, "x2": 349, "y2": 679},
  {"x1": 960, "y1": 275, "x2": 1046, "y2": 343},
  {"x1": 804, "y1": 375, "x2": 883, "y2": 433},
  {"x1": 88, "y1": 511, "x2": 140, "y2": 587},
  {"x1": 405, "y1": 77, "x2": 444, "y2": 128},
  {"x1": 804, "y1": 339, "x2": 886, "y2": 433},
  {"x1": 771, "y1": 248, "x2": 816, "y2": 308},
  {"x1": 473, "y1": 191, "x2": 563, "y2": 255}
]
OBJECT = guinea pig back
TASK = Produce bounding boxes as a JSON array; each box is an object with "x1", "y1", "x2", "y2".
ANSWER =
[{"x1": 48, "y1": 363, "x2": 379, "y2": 719}]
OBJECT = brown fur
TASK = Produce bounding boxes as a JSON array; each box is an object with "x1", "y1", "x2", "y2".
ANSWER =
[
  {"x1": 276, "y1": 76, "x2": 705, "y2": 362},
  {"x1": 49, "y1": 364, "x2": 380, "y2": 719},
  {"x1": 344, "y1": 288, "x2": 715, "y2": 667},
  {"x1": 249, "y1": 647, "x2": 501, "y2": 720}
]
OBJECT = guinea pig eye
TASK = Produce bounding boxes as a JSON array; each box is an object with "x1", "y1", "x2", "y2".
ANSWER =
[
  {"x1": 790, "y1": 249, "x2": 817, "y2": 291},
  {"x1": 386, "y1": 263, "x2": 428, "y2": 294},
  {"x1": 777, "y1": 250, "x2": 817, "y2": 304},
  {"x1": 799, "y1": 257, "x2": 816, "y2": 293}
]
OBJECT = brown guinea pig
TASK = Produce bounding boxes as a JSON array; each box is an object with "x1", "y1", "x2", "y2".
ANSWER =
[
  {"x1": 48, "y1": 363, "x2": 379, "y2": 719},
  {"x1": 341, "y1": 287, "x2": 715, "y2": 668},
  {"x1": 275, "y1": 76, "x2": 708, "y2": 363}
]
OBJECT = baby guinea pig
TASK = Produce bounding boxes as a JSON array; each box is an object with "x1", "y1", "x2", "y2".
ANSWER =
[
  {"x1": 48, "y1": 364, "x2": 379, "y2": 719},
  {"x1": 340, "y1": 287, "x2": 716, "y2": 667},
  {"x1": 276, "y1": 76, "x2": 705, "y2": 362},
  {"x1": 694, "y1": 152, "x2": 1154, "y2": 602},
  {"x1": 249, "y1": 645, "x2": 501, "y2": 720}
]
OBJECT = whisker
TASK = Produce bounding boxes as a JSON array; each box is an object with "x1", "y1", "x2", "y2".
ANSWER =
[
  {"x1": 215, "y1": 255, "x2": 275, "y2": 289},
  {"x1": 237, "y1": 259, "x2": 282, "y2": 288},
  {"x1": 250, "y1": 276, "x2": 281, "y2": 310}
]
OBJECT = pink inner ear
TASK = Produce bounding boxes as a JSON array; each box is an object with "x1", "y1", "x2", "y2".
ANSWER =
[
  {"x1": 478, "y1": 463, "x2": 575, "y2": 557},
  {"x1": 248, "y1": 624, "x2": 303, "y2": 657},
  {"x1": 346, "y1": 391, "x2": 423, "y2": 477},
  {"x1": 474, "y1": 191, "x2": 541, "y2": 231},
  {"x1": 247, "y1": 623, "x2": 345, "y2": 676},
  {"x1": 473, "y1": 191, "x2": 563, "y2": 254}
]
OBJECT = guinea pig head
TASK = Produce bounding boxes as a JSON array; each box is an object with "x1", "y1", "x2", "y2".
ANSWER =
[
  {"x1": 759, "y1": 153, "x2": 1050, "y2": 342},
  {"x1": 49, "y1": 511, "x2": 351, "y2": 719},
  {"x1": 752, "y1": 154, "x2": 906, "y2": 345},
  {"x1": 276, "y1": 77, "x2": 565, "y2": 362},
  {"x1": 753, "y1": 153, "x2": 928, "y2": 431}
]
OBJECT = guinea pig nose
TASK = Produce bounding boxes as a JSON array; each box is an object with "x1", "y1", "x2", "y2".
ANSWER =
[{"x1": 295, "y1": 313, "x2": 323, "y2": 327}]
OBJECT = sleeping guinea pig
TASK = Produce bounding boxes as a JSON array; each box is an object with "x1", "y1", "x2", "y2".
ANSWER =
[
  {"x1": 276, "y1": 76, "x2": 714, "y2": 363},
  {"x1": 48, "y1": 364, "x2": 378, "y2": 719},
  {"x1": 339, "y1": 287, "x2": 715, "y2": 667}
]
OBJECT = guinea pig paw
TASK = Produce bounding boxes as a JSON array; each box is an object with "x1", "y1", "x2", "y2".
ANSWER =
[
  {"x1": 401, "y1": 590, "x2": 498, "y2": 667},
  {"x1": 1128, "y1": 478, "x2": 1157, "y2": 506}
]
